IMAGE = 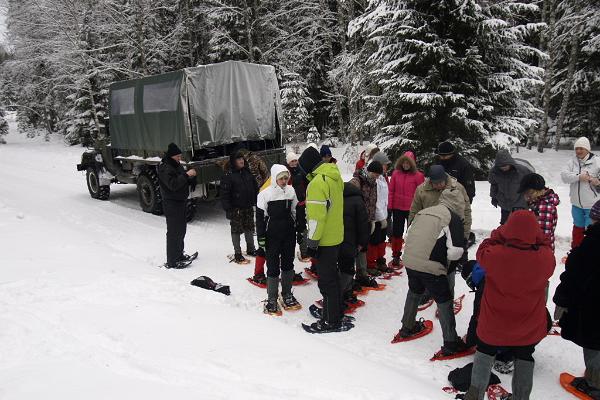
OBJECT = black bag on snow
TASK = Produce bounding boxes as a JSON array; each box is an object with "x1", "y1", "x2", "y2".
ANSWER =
[
  {"x1": 448, "y1": 362, "x2": 501, "y2": 392},
  {"x1": 190, "y1": 276, "x2": 231, "y2": 296}
]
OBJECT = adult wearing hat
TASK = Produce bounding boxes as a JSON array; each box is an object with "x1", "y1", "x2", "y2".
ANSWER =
[
  {"x1": 561, "y1": 137, "x2": 600, "y2": 249},
  {"x1": 435, "y1": 141, "x2": 476, "y2": 204},
  {"x1": 286, "y1": 152, "x2": 310, "y2": 260},
  {"x1": 320, "y1": 144, "x2": 337, "y2": 164},
  {"x1": 299, "y1": 146, "x2": 348, "y2": 333},
  {"x1": 157, "y1": 143, "x2": 197, "y2": 269}
]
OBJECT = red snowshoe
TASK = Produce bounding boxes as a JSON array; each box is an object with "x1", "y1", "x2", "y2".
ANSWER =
[{"x1": 391, "y1": 319, "x2": 433, "y2": 344}]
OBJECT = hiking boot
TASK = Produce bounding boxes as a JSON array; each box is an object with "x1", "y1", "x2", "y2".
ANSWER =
[
  {"x1": 246, "y1": 249, "x2": 257, "y2": 257},
  {"x1": 356, "y1": 274, "x2": 379, "y2": 288},
  {"x1": 399, "y1": 318, "x2": 428, "y2": 338},
  {"x1": 391, "y1": 255, "x2": 401, "y2": 267},
  {"x1": 309, "y1": 304, "x2": 355, "y2": 323},
  {"x1": 233, "y1": 253, "x2": 247, "y2": 263},
  {"x1": 376, "y1": 257, "x2": 387, "y2": 269},
  {"x1": 441, "y1": 337, "x2": 469, "y2": 356},
  {"x1": 250, "y1": 273, "x2": 267, "y2": 285},
  {"x1": 263, "y1": 299, "x2": 281, "y2": 316},
  {"x1": 280, "y1": 293, "x2": 302, "y2": 311},
  {"x1": 367, "y1": 267, "x2": 382, "y2": 277}
]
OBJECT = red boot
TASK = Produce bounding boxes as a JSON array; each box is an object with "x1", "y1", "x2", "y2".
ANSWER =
[
  {"x1": 253, "y1": 248, "x2": 266, "y2": 276},
  {"x1": 391, "y1": 237, "x2": 404, "y2": 266},
  {"x1": 366, "y1": 245, "x2": 380, "y2": 275},
  {"x1": 572, "y1": 225, "x2": 585, "y2": 249}
]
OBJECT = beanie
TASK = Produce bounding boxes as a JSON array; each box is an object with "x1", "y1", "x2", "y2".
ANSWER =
[
  {"x1": 320, "y1": 145, "x2": 332, "y2": 158},
  {"x1": 286, "y1": 152, "x2": 299, "y2": 164},
  {"x1": 166, "y1": 142, "x2": 182, "y2": 157},
  {"x1": 367, "y1": 160, "x2": 383, "y2": 174},
  {"x1": 574, "y1": 137, "x2": 591, "y2": 152},
  {"x1": 428, "y1": 165, "x2": 448, "y2": 183},
  {"x1": 436, "y1": 141, "x2": 456, "y2": 155},
  {"x1": 372, "y1": 151, "x2": 391, "y2": 165},
  {"x1": 518, "y1": 173, "x2": 546, "y2": 193},
  {"x1": 298, "y1": 146, "x2": 323, "y2": 175},
  {"x1": 590, "y1": 200, "x2": 600, "y2": 222}
]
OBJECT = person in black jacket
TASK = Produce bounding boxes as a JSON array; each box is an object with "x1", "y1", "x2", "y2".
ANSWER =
[
  {"x1": 339, "y1": 182, "x2": 370, "y2": 307},
  {"x1": 553, "y1": 200, "x2": 600, "y2": 399},
  {"x1": 286, "y1": 152, "x2": 309, "y2": 259},
  {"x1": 221, "y1": 149, "x2": 259, "y2": 263},
  {"x1": 158, "y1": 143, "x2": 197, "y2": 269},
  {"x1": 435, "y1": 141, "x2": 476, "y2": 203}
]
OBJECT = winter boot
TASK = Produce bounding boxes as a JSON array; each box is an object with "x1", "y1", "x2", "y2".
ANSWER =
[
  {"x1": 246, "y1": 249, "x2": 258, "y2": 257},
  {"x1": 440, "y1": 337, "x2": 469, "y2": 357},
  {"x1": 571, "y1": 369, "x2": 600, "y2": 400},
  {"x1": 263, "y1": 298, "x2": 281, "y2": 316},
  {"x1": 376, "y1": 257, "x2": 393, "y2": 273},
  {"x1": 463, "y1": 351, "x2": 496, "y2": 400},
  {"x1": 231, "y1": 253, "x2": 248, "y2": 264},
  {"x1": 250, "y1": 273, "x2": 267, "y2": 286},
  {"x1": 512, "y1": 359, "x2": 534, "y2": 400},
  {"x1": 391, "y1": 237, "x2": 404, "y2": 262},
  {"x1": 572, "y1": 225, "x2": 586, "y2": 249},
  {"x1": 398, "y1": 318, "x2": 428, "y2": 339},
  {"x1": 366, "y1": 245, "x2": 378, "y2": 271},
  {"x1": 355, "y1": 273, "x2": 379, "y2": 288},
  {"x1": 264, "y1": 277, "x2": 281, "y2": 316},
  {"x1": 280, "y1": 293, "x2": 302, "y2": 311},
  {"x1": 281, "y1": 270, "x2": 294, "y2": 297},
  {"x1": 253, "y1": 248, "x2": 266, "y2": 276},
  {"x1": 309, "y1": 304, "x2": 354, "y2": 323}
]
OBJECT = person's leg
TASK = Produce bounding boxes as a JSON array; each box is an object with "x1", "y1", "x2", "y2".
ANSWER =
[
  {"x1": 464, "y1": 341, "x2": 497, "y2": 400},
  {"x1": 242, "y1": 208, "x2": 256, "y2": 252},
  {"x1": 265, "y1": 235, "x2": 282, "y2": 301},
  {"x1": 338, "y1": 254, "x2": 355, "y2": 297},
  {"x1": 230, "y1": 211, "x2": 243, "y2": 255},
  {"x1": 511, "y1": 344, "x2": 537, "y2": 400},
  {"x1": 280, "y1": 233, "x2": 296, "y2": 297},
  {"x1": 583, "y1": 208, "x2": 593, "y2": 228},
  {"x1": 584, "y1": 348, "x2": 600, "y2": 389},
  {"x1": 447, "y1": 270, "x2": 456, "y2": 300},
  {"x1": 500, "y1": 209, "x2": 510, "y2": 225},
  {"x1": 367, "y1": 223, "x2": 380, "y2": 269},
  {"x1": 424, "y1": 273, "x2": 458, "y2": 344},
  {"x1": 401, "y1": 269, "x2": 426, "y2": 330},
  {"x1": 316, "y1": 246, "x2": 342, "y2": 324},
  {"x1": 572, "y1": 205, "x2": 587, "y2": 248},
  {"x1": 465, "y1": 280, "x2": 485, "y2": 347},
  {"x1": 163, "y1": 200, "x2": 179, "y2": 265},
  {"x1": 355, "y1": 250, "x2": 367, "y2": 276}
]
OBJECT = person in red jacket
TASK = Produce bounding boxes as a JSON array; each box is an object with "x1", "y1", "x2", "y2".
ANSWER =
[
  {"x1": 388, "y1": 151, "x2": 425, "y2": 266},
  {"x1": 462, "y1": 211, "x2": 555, "y2": 400}
]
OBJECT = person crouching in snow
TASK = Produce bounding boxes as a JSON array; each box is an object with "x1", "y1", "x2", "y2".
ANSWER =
[
  {"x1": 553, "y1": 200, "x2": 600, "y2": 400},
  {"x1": 388, "y1": 151, "x2": 425, "y2": 266},
  {"x1": 397, "y1": 188, "x2": 467, "y2": 355},
  {"x1": 461, "y1": 211, "x2": 555, "y2": 400},
  {"x1": 256, "y1": 164, "x2": 303, "y2": 315},
  {"x1": 517, "y1": 173, "x2": 560, "y2": 250}
]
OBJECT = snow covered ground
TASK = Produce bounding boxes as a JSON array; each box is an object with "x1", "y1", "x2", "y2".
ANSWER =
[{"x1": 0, "y1": 116, "x2": 583, "y2": 399}]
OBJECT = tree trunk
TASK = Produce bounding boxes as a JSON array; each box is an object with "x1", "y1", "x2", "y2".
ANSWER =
[
  {"x1": 537, "y1": 0, "x2": 556, "y2": 153},
  {"x1": 553, "y1": 30, "x2": 580, "y2": 150}
]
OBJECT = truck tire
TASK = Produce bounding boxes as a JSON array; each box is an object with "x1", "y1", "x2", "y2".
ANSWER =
[
  {"x1": 186, "y1": 198, "x2": 197, "y2": 222},
  {"x1": 137, "y1": 169, "x2": 163, "y2": 215},
  {"x1": 86, "y1": 167, "x2": 110, "y2": 200}
]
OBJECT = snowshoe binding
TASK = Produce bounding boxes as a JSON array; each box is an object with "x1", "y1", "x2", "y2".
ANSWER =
[
  {"x1": 302, "y1": 319, "x2": 354, "y2": 334},
  {"x1": 308, "y1": 304, "x2": 355, "y2": 323},
  {"x1": 280, "y1": 293, "x2": 302, "y2": 311},
  {"x1": 431, "y1": 338, "x2": 474, "y2": 361},
  {"x1": 392, "y1": 319, "x2": 433, "y2": 343},
  {"x1": 179, "y1": 251, "x2": 198, "y2": 263},
  {"x1": 263, "y1": 299, "x2": 282, "y2": 316},
  {"x1": 247, "y1": 273, "x2": 267, "y2": 288},
  {"x1": 228, "y1": 253, "x2": 251, "y2": 264}
]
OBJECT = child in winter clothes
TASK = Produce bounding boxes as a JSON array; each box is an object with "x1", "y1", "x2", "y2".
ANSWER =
[
  {"x1": 221, "y1": 149, "x2": 259, "y2": 263},
  {"x1": 518, "y1": 173, "x2": 560, "y2": 250},
  {"x1": 256, "y1": 164, "x2": 302, "y2": 315},
  {"x1": 388, "y1": 151, "x2": 425, "y2": 266},
  {"x1": 463, "y1": 211, "x2": 555, "y2": 400},
  {"x1": 553, "y1": 200, "x2": 600, "y2": 400},
  {"x1": 369, "y1": 151, "x2": 391, "y2": 272}
]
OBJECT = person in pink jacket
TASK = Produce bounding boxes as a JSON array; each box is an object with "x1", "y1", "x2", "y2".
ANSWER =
[{"x1": 388, "y1": 151, "x2": 425, "y2": 266}]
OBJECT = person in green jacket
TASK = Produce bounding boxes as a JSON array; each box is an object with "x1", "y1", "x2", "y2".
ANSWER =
[{"x1": 298, "y1": 146, "x2": 351, "y2": 333}]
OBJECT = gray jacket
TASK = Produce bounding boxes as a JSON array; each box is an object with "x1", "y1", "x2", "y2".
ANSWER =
[{"x1": 488, "y1": 150, "x2": 534, "y2": 211}]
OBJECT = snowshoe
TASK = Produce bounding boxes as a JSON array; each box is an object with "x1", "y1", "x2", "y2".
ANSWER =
[
  {"x1": 304, "y1": 266, "x2": 319, "y2": 280},
  {"x1": 163, "y1": 259, "x2": 193, "y2": 269},
  {"x1": 179, "y1": 251, "x2": 198, "y2": 263},
  {"x1": 391, "y1": 319, "x2": 433, "y2": 343},
  {"x1": 493, "y1": 359, "x2": 515, "y2": 375},
  {"x1": 356, "y1": 274, "x2": 378, "y2": 288},
  {"x1": 308, "y1": 304, "x2": 355, "y2": 323},
  {"x1": 302, "y1": 319, "x2": 354, "y2": 334},
  {"x1": 263, "y1": 299, "x2": 282, "y2": 316},
  {"x1": 247, "y1": 273, "x2": 267, "y2": 288},
  {"x1": 431, "y1": 339, "x2": 475, "y2": 361},
  {"x1": 228, "y1": 253, "x2": 251, "y2": 264},
  {"x1": 389, "y1": 256, "x2": 403, "y2": 269},
  {"x1": 245, "y1": 249, "x2": 258, "y2": 257},
  {"x1": 561, "y1": 374, "x2": 600, "y2": 400},
  {"x1": 486, "y1": 384, "x2": 511, "y2": 400},
  {"x1": 292, "y1": 272, "x2": 310, "y2": 286},
  {"x1": 279, "y1": 294, "x2": 302, "y2": 311}
]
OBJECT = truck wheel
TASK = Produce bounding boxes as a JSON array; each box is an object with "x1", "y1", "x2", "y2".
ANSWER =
[
  {"x1": 186, "y1": 198, "x2": 197, "y2": 222},
  {"x1": 86, "y1": 167, "x2": 110, "y2": 200},
  {"x1": 137, "y1": 170, "x2": 163, "y2": 215}
]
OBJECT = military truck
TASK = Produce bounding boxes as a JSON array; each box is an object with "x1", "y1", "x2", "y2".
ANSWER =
[{"x1": 77, "y1": 61, "x2": 286, "y2": 220}]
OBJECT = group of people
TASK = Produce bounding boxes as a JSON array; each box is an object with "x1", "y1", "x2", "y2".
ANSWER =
[{"x1": 156, "y1": 136, "x2": 600, "y2": 399}]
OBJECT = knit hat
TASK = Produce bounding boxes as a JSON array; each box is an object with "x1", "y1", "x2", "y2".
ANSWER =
[
  {"x1": 320, "y1": 145, "x2": 332, "y2": 158},
  {"x1": 365, "y1": 143, "x2": 377, "y2": 155},
  {"x1": 166, "y1": 142, "x2": 182, "y2": 157},
  {"x1": 518, "y1": 173, "x2": 545, "y2": 193},
  {"x1": 307, "y1": 143, "x2": 319, "y2": 150},
  {"x1": 436, "y1": 141, "x2": 456, "y2": 155},
  {"x1": 428, "y1": 165, "x2": 447, "y2": 183},
  {"x1": 574, "y1": 137, "x2": 591, "y2": 152},
  {"x1": 367, "y1": 160, "x2": 383, "y2": 174},
  {"x1": 298, "y1": 146, "x2": 323, "y2": 175},
  {"x1": 590, "y1": 200, "x2": 600, "y2": 221},
  {"x1": 372, "y1": 151, "x2": 391, "y2": 166},
  {"x1": 286, "y1": 152, "x2": 299, "y2": 164}
]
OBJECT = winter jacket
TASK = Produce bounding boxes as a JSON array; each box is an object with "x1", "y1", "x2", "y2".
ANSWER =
[
  {"x1": 158, "y1": 156, "x2": 195, "y2": 202},
  {"x1": 349, "y1": 169, "x2": 378, "y2": 222},
  {"x1": 340, "y1": 182, "x2": 370, "y2": 259},
  {"x1": 561, "y1": 154, "x2": 600, "y2": 209},
  {"x1": 221, "y1": 152, "x2": 259, "y2": 211},
  {"x1": 256, "y1": 164, "x2": 299, "y2": 240},
  {"x1": 403, "y1": 190, "x2": 466, "y2": 276},
  {"x1": 436, "y1": 153, "x2": 476, "y2": 201},
  {"x1": 553, "y1": 222, "x2": 600, "y2": 350},
  {"x1": 409, "y1": 175, "x2": 472, "y2": 238},
  {"x1": 375, "y1": 175, "x2": 389, "y2": 222},
  {"x1": 476, "y1": 211, "x2": 555, "y2": 347},
  {"x1": 305, "y1": 162, "x2": 344, "y2": 248},
  {"x1": 527, "y1": 188, "x2": 560, "y2": 250},
  {"x1": 388, "y1": 152, "x2": 425, "y2": 211},
  {"x1": 488, "y1": 150, "x2": 534, "y2": 211},
  {"x1": 288, "y1": 165, "x2": 308, "y2": 204},
  {"x1": 240, "y1": 149, "x2": 270, "y2": 188}
]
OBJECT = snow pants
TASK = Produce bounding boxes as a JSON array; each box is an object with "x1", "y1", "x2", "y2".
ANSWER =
[
  {"x1": 265, "y1": 232, "x2": 295, "y2": 278},
  {"x1": 163, "y1": 199, "x2": 187, "y2": 266},
  {"x1": 315, "y1": 245, "x2": 342, "y2": 324}
]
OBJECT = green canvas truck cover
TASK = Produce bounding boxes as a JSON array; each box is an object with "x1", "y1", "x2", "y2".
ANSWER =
[{"x1": 108, "y1": 61, "x2": 282, "y2": 152}]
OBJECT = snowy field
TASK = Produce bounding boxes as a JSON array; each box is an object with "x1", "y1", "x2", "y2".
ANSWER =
[{"x1": 0, "y1": 115, "x2": 583, "y2": 399}]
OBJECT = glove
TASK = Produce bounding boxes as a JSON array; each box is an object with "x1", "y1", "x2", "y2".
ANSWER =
[
  {"x1": 306, "y1": 246, "x2": 319, "y2": 259},
  {"x1": 258, "y1": 237, "x2": 266, "y2": 249},
  {"x1": 554, "y1": 306, "x2": 567, "y2": 321},
  {"x1": 380, "y1": 219, "x2": 388, "y2": 230},
  {"x1": 296, "y1": 231, "x2": 304, "y2": 246},
  {"x1": 370, "y1": 221, "x2": 375, "y2": 235},
  {"x1": 491, "y1": 198, "x2": 498, "y2": 208}
]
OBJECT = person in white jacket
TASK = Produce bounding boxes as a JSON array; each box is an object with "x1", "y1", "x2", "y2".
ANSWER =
[
  {"x1": 561, "y1": 137, "x2": 600, "y2": 249},
  {"x1": 367, "y1": 151, "x2": 391, "y2": 273}
]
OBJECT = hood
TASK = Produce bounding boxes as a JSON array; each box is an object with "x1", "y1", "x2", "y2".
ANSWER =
[
  {"x1": 539, "y1": 189, "x2": 560, "y2": 207},
  {"x1": 493, "y1": 149, "x2": 516, "y2": 169},
  {"x1": 312, "y1": 162, "x2": 343, "y2": 183},
  {"x1": 344, "y1": 181, "x2": 363, "y2": 198},
  {"x1": 299, "y1": 146, "x2": 323, "y2": 175},
  {"x1": 395, "y1": 152, "x2": 417, "y2": 172},
  {"x1": 439, "y1": 188, "x2": 465, "y2": 219},
  {"x1": 270, "y1": 164, "x2": 290, "y2": 188},
  {"x1": 227, "y1": 147, "x2": 247, "y2": 171},
  {"x1": 499, "y1": 210, "x2": 546, "y2": 247}
]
